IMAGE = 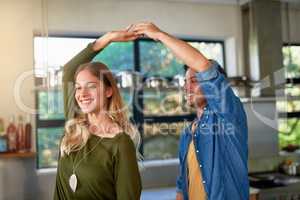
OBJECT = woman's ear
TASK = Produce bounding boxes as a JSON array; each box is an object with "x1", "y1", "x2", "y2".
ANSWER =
[{"x1": 105, "y1": 87, "x2": 113, "y2": 98}]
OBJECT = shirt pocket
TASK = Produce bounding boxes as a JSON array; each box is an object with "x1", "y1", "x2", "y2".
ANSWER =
[{"x1": 197, "y1": 123, "x2": 213, "y2": 145}]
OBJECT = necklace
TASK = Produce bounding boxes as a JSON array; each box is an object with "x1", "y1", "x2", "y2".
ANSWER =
[{"x1": 69, "y1": 135, "x2": 103, "y2": 192}]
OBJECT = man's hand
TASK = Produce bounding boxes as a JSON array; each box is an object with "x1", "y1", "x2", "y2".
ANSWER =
[
  {"x1": 130, "y1": 21, "x2": 210, "y2": 72},
  {"x1": 131, "y1": 22, "x2": 163, "y2": 41},
  {"x1": 176, "y1": 192, "x2": 184, "y2": 200},
  {"x1": 93, "y1": 29, "x2": 138, "y2": 51}
]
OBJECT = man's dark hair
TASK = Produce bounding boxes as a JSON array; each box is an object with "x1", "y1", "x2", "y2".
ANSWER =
[
  {"x1": 183, "y1": 62, "x2": 227, "y2": 78},
  {"x1": 216, "y1": 64, "x2": 227, "y2": 78}
]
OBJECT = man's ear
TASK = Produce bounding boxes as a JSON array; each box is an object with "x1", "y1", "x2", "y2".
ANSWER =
[{"x1": 105, "y1": 87, "x2": 113, "y2": 98}]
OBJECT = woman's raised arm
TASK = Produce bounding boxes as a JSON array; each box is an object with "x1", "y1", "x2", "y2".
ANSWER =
[{"x1": 63, "y1": 30, "x2": 138, "y2": 119}]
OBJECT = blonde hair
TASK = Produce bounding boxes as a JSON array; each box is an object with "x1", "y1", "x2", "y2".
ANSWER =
[{"x1": 60, "y1": 62, "x2": 141, "y2": 157}]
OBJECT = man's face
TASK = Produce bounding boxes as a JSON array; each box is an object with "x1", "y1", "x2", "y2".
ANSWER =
[{"x1": 184, "y1": 68, "x2": 206, "y2": 108}]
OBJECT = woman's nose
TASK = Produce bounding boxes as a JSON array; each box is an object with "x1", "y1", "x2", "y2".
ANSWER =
[{"x1": 79, "y1": 87, "x2": 89, "y2": 96}]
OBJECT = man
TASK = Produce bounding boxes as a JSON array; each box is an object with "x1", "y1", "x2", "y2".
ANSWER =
[{"x1": 131, "y1": 22, "x2": 249, "y2": 200}]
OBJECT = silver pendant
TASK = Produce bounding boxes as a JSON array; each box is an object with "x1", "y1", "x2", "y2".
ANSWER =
[{"x1": 69, "y1": 173, "x2": 77, "y2": 192}]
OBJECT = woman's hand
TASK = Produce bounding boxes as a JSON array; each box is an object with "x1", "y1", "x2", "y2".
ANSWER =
[
  {"x1": 107, "y1": 30, "x2": 139, "y2": 42},
  {"x1": 131, "y1": 22, "x2": 164, "y2": 41},
  {"x1": 93, "y1": 29, "x2": 138, "y2": 51}
]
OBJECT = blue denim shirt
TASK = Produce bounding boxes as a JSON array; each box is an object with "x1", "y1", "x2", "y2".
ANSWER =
[{"x1": 176, "y1": 61, "x2": 249, "y2": 200}]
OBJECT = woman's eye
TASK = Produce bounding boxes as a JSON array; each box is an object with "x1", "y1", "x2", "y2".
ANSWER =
[
  {"x1": 75, "y1": 87, "x2": 81, "y2": 91},
  {"x1": 87, "y1": 84, "x2": 97, "y2": 89}
]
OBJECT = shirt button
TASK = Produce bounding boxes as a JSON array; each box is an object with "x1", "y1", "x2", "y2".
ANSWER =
[
  {"x1": 196, "y1": 150, "x2": 199, "y2": 153},
  {"x1": 204, "y1": 107, "x2": 207, "y2": 111},
  {"x1": 199, "y1": 164, "x2": 202, "y2": 168},
  {"x1": 202, "y1": 180, "x2": 206, "y2": 184},
  {"x1": 201, "y1": 124, "x2": 205, "y2": 128},
  {"x1": 194, "y1": 134, "x2": 197, "y2": 137}
]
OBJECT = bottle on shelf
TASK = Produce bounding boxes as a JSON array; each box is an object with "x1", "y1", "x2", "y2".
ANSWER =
[
  {"x1": 0, "y1": 118, "x2": 4, "y2": 135},
  {"x1": 24, "y1": 115, "x2": 32, "y2": 152},
  {"x1": 0, "y1": 118, "x2": 7, "y2": 152},
  {"x1": 16, "y1": 115, "x2": 25, "y2": 152},
  {"x1": 7, "y1": 116, "x2": 18, "y2": 152}
]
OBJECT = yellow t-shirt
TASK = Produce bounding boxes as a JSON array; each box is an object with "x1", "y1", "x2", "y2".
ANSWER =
[{"x1": 187, "y1": 123, "x2": 206, "y2": 200}]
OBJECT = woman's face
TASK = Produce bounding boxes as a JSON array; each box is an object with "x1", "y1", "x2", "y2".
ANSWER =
[{"x1": 75, "y1": 69, "x2": 112, "y2": 114}]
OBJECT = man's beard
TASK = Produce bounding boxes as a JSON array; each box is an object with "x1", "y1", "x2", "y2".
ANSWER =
[{"x1": 185, "y1": 93, "x2": 205, "y2": 109}]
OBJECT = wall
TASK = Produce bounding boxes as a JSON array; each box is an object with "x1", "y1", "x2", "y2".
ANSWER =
[
  {"x1": 281, "y1": 2, "x2": 300, "y2": 43},
  {"x1": 1, "y1": 0, "x2": 300, "y2": 200},
  {"x1": 0, "y1": 157, "x2": 37, "y2": 200}
]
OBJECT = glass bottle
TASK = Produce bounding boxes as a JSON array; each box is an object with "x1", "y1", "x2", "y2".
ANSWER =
[
  {"x1": 0, "y1": 118, "x2": 4, "y2": 135},
  {"x1": 16, "y1": 115, "x2": 25, "y2": 152},
  {"x1": 24, "y1": 115, "x2": 32, "y2": 152},
  {"x1": 7, "y1": 116, "x2": 17, "y2": 152},
  {"x1": 0, "y1": 118, "x2": 7, "y2": 152}
]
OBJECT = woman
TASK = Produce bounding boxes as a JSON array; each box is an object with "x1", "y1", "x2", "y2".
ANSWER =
[{"x1": 54, "y1": 29, "x2": 141, "y2": 200}]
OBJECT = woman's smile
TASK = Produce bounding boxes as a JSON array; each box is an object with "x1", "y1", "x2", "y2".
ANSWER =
[{"x1": 79, "y1": 98, "x2": 94, "y2": 105}]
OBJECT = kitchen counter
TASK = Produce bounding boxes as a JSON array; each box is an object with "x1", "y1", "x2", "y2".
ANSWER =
[
  {"x1": 141, "y1": 187, "x2": 260, "y2": 200},
  {"x1": 250, "y1": 187, "x2": 260, "y2": 195},
  {"x1": 249, "y1": 172, "x2": 300, "y2": 200}
]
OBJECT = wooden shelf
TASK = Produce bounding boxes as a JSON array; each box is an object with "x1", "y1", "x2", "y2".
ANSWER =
[{"x1": 0, "y1": 152, "x2": 35, "y2": 159}]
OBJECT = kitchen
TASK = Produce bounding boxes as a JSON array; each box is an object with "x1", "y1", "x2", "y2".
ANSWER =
[{"x1": 0, "y1": 0, "x2": 300, "y2": 199}]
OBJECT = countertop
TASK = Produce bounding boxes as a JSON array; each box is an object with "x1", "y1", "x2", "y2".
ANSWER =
[{"x1": 141, "y1": 187, "x2": 260, "y2": 200}]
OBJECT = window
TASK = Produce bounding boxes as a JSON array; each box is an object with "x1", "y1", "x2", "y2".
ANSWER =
[
  {"x1": 143, "y1": 122, "x2": 186, "y2": 160},
  {"x1": 34, "y1": 37, "x2": 134, "y2": 168},
  {"x1": 278, "y1": 45, "x2": 300, "y2": 153},
  {"x1": 140, "y1": 39, "x2": 224, "y2": 160},
  {"x1": 34, "y1": 36, "x2": 225, "y2": 168},
  {"x1": 283, "y1": 45, "x2": 300, "y2": 78}
]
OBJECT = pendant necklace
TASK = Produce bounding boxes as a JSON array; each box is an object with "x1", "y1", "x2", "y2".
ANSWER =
[{"x1": 69, "y1": 135, "x2": 103, "y2": 192}]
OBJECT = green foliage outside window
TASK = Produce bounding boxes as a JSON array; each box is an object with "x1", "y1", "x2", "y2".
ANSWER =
[
  {"x1": 278, "y1": 119, "x2": 300, "y2": 151},
  {"x1": 38, "y1": 90, "x2": 64, "y2": 120},
  {"x1": 139, "y1": 41, "x2": 184, "y2": 77},
  {"x1": 92, "y1": 42, "x2": 134, "y2": 72},
  {"x1": 35, "y1": 37, "x2": 225, "y2": 167},
  {"x1": 37, "y1": 127, "x2": 63, "y2": 168},
  {"x1": 283, "y1": 46, "x2": 300, "y2": 78},
  {"x1": 143, "y1": 122, "x2": 186, "y2": 160},
  {"x1": 278, "y1": 46, "x2": 300, "y2": 152}
]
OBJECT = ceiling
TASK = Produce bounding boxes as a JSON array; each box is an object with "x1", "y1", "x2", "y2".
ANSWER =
[{"x1": 138, "y1": 0, "x2": 300, "y2": 5}]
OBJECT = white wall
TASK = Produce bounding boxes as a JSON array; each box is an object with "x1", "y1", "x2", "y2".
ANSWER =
[
  {"x1": 281, "y1": 3, "x2": 300, "y2": 43},
  {"x1": 1, "y1": 0, "x2": 300, "y2": 200},
  {"x1": 0, "y1": 0, "x2": 36, "y2": 124}
]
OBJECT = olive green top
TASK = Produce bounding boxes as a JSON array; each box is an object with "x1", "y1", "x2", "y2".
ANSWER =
[
  {"x1": 54, "y1": 133, "x2": 142, "y2": 200},
  {"x1": 54, "y1": 43, "x2": 142, "y2": 200}
]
